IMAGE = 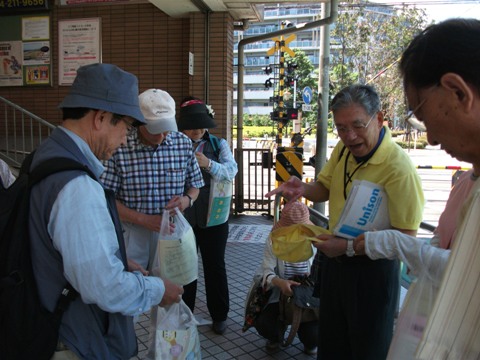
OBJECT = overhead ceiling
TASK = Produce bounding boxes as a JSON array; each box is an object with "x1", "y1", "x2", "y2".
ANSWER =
[{"x1": 148, "y1": 0, "x2": 329, "y2": 22}]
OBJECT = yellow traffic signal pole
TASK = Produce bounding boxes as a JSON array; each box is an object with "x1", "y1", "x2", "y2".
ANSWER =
[
  {"x1": 235, "y1": 4, "x2": 338, "y2": 213},
  {"x1": 272, "y1": 22, "x2": 303, "y2": 188}
]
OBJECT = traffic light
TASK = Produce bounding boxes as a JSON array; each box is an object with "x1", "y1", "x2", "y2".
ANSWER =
[
  {"x1": 287, "y1": 108, "x2": 298, "y2": 120},
  {"x1": 264, "y1": 78, "x2": 273, "y2": 89},
  {"x1": 286, "y1": 61, "x2": 298, "y2": 74},
  {"x1": 286, "y1": 76, "x2": 295, "y2": 86},
  {"x1": 270, "y1": 110, "x2": 289, "y2": 125},
  {"x1": 263, "y1": 65, "x2": 273, "y2": 75}
]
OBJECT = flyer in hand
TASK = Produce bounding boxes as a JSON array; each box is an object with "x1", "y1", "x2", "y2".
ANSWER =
[{"x1": 333, "y1": 180, "x2": 390, "y2": 239}]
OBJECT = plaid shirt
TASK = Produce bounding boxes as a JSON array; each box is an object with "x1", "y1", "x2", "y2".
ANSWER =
[{"x1": 101, "y1": 131, "x2": 204, "y2": 214}]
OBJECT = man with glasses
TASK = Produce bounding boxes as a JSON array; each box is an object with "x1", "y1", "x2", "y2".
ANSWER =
[
  {"x1": 101, "y1": 88, "x2": 204, "y2": 271},
  {"x1": 27, "y1": 64, "x2": 184, "y2": 359},
  {"x1": 352, "y1": 18, "x2": 480, "y2": 358},
  {"x1": 266, "y1": 84, "x2": 424, "y2": 359}
]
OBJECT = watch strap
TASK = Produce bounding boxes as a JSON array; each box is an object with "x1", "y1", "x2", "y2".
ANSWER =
[
  {"x1": 185, "y1": 193, "x2": 194, "y2": 207},
  {"x1": 346, "y1": 238, "x2": 355, "y2": 257}
]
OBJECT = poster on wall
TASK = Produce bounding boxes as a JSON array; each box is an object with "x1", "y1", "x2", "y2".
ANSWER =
[
  {"x1": 58, "y1": 18, "x2": 101, "y2": 85},
  {"x1": 25, "y1": 65, "x2": 50, "y2": 85},
  {"x1": 22, "y1": 16, "x2": 50, "y2": 41},
  {"x1": 23, "y1": 41, "x2": 50, "y2": 65},
  {"x1": 23, "y1": 41, "x2": 51, "y2": 85},
  {"x1": 0, "y1": 41, "x2": 23, "y2": 86}
]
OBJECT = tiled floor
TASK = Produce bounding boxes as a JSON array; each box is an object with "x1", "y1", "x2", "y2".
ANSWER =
[{"x1": 131, "y1": 214, "x2": 317, "y2": 359}]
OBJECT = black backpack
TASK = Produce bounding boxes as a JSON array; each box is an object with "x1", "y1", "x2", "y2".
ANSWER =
[{"x1": 0, "y1": 153, "x2": 95, "y2": 360}]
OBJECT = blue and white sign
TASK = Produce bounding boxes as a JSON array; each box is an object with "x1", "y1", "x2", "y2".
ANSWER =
[{"x1": 302, "y1": 86, "x2": 313, "y2": 104}]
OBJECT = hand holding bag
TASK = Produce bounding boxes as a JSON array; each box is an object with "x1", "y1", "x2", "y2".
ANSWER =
[
  {"x1": 152, "y1": 208, "x2": 198, "y2": 285},
  {"x1": 147, "y1": 301, "x2": 201, "y2": 360},
  {"x1": 279, "y1": 275, "x2": 320, "y2": 346}
]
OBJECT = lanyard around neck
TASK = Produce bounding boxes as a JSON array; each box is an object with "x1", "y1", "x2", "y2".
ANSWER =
[{"x1": 343, "y1": 151, "x2": 366, "y2": 200}]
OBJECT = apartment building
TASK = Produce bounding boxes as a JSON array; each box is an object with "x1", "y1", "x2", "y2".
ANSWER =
[{"x1": 233, "y1": 3, "x2": 322, "y2": 116}]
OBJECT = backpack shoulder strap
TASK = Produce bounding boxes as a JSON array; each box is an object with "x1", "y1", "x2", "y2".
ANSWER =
[
  {"x1": 29, "y1": 157, "x2": 96, "y2": 187},
  {"x1": 30, "y1": 156, "x2": 128, "y2": 268},
  {"x1": 208, "y1": 134, "x2": 221, "y2": 158},
  {"x1": 26, "y1": 156, "x2": 97, "y2": 315}
]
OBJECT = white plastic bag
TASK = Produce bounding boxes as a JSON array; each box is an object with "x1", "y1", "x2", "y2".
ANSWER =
[
  {"x1": 159, "y1": 207, "x2": 192, "y2": 240},
  {"x1": 152, "y1": 208, "x2": 198, "y2": 285},
  {"x1": 387, "y1": 270, "x2": 438, "y2": 359},
  {"x1": 147, "y1": 301, "x2": 201, "y2": 360}
]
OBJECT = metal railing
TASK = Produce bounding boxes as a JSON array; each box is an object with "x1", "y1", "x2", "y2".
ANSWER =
[
  {"x1": 0, "y1": 95, "x2": 55, "y2": 168},
  {"x1": 233, "y1": 147, "x2": 274, "y2": 215}
]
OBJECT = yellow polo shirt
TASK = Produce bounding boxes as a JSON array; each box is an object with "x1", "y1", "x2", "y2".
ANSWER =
[{"x1": 318, "y1": 127, "x2": 424, "y2": 231}]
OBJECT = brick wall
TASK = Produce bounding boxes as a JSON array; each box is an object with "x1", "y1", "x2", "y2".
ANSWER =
[
  {"x1": 185, "y1": 12, "x2": 233, "y2": 142},
  {"x1": 0, "y1": 4, "x2": 234, "y2": 143}
]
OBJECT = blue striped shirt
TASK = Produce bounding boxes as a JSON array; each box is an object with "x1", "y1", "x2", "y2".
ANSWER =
[
  {"x1": 101, "y1": 131, "x2": 204, "y2": 214},
  {"x1": 195, "y1": 136, "x2": 238, "y2": 182}
]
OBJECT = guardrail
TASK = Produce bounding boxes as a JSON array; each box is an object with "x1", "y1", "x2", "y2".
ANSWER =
[
  {"x1": 0, "y1": 95, "x2": 55, "y2": 168},
  {"x1": 233, "y1": 148, "x2": 274, "y2": 215}
]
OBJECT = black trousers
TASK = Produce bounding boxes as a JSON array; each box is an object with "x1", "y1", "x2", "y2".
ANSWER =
[
  {"x1": 255, "y1": 302, "x2": 318, "y2": 349},
  {"x1": 182, "y1": 221, "x2": 229, "y2": 322},
  {"x1": 317, "y1": 256, "x2": 399, "y2": 360}
]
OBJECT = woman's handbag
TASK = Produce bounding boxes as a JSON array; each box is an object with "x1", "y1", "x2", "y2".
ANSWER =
[
  {"x1": 278, "y1": 275, "x2": 320, "y2": 346},
  {"x1": 152, "y1": 208, "x2": 198, "y2": 285},
  {"x1": 205, "y1": 179, "x2": 232, "y2": 227},
  {"x1": 242, "y1": 275, "x2": 272, "y2": 332},
  {"x1": 147, "y1": 300, "x2": 201, "y2": 360}
]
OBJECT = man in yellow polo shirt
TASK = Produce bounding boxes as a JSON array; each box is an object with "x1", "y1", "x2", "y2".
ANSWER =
[{"x1": 266, "y1": 84, "x2": 424, "y2": 360}]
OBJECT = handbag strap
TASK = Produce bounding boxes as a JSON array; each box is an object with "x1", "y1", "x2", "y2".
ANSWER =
[
  {"x1": 284, "y1": 304, "x2": 302, "y2": 346},
  {"x1": 278, "y1": 293, "x2": 302, "y2": 347}
]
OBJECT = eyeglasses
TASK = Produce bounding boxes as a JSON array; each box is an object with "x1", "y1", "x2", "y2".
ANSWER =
[
  {"x1": 402, "y1": 98, "x2": 427, "y2": 127},
  {"x1": 115, "y1": 115, "x2": 136, "y2": 136},
  {"x1": 402, "y1": 84, "x2": 439, "y2": 128},
  {"x1": 335, "y1": 112, "x2": 377, "y2": 135}
]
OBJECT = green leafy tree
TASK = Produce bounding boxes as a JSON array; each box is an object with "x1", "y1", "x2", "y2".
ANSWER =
[
  {"x1": 330, "y1": 1, "x2": 430, "y2": 126},
  {"x1": 283, "y1": 49, "x2": 319, "y2": 128}
]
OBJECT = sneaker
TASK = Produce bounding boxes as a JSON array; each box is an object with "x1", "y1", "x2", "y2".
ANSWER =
[
  {"x1": 304, "y1": 346, "x2": 318, "y2": 355},
  {"x1": 212, "y1": 320, "x2": 227, "y2": 335},
  {"x1": 265, "y1": 340, "x2": 280, "y2": 351}
]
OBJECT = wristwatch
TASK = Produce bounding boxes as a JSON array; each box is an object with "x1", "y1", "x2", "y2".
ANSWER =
[
  {"x1": 346, "y1": 238, "x2": 355, "y2": 257},
  {"x1": 185, "y1": 194, "x2": 194, "y2": 208},
  {"x1": 205, "y1": 159, "x2": 212, "y2": 172}
]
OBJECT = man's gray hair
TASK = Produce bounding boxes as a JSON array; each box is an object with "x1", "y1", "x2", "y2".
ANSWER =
[{"x1": 331, "y1": 84, "x2": 380, "y2": 117}]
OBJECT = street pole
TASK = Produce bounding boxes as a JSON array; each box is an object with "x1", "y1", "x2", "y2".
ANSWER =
[{"x1": 315, "y1": 1, "x2": 333, "y2": 214}]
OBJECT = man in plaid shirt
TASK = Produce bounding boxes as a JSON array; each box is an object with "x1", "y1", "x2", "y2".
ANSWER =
[{"x1": 101, "y1": 89, "x2": 204, "y2": 271}]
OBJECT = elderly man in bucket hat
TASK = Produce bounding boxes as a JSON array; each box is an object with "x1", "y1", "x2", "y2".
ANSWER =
[
  {"x1": 28, "y1": 64, "x2": 184, "y2": 359},
  {"x1": 101, "y1": 89, "x2": 204, "y2": 272}
]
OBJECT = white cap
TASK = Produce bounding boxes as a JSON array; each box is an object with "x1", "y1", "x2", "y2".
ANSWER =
[{"x1": 139, "y1": 89, "x2": 178, "y2": 134}]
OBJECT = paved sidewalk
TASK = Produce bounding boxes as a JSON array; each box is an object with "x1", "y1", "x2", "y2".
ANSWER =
[{"x1": 131, "y1": 214, "x2": 317, "y2": 360}]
